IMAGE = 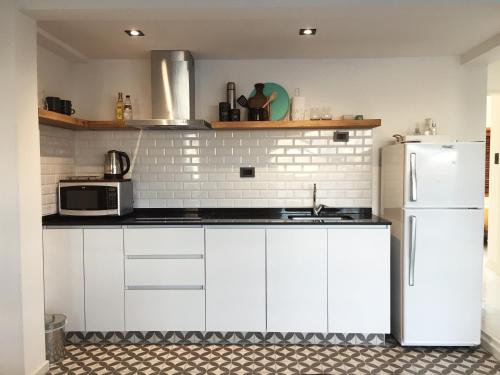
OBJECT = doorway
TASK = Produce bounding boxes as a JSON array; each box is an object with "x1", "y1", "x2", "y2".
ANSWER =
[{"x1": 483, "y1": 93, "x2": 500, "y2": 359}]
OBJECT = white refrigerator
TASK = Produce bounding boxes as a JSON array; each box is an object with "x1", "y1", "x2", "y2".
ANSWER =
[{"x1": 381, "y1": 141, "x2": 485, "y2": 346}]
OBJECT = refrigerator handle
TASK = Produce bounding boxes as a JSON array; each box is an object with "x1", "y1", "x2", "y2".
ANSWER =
[
  {"x1": 410, "y1": 153, "x2": 417, "y2": 201},
  {"x1": 409, "y1": 215, "x2": 417, "y2": 286}
]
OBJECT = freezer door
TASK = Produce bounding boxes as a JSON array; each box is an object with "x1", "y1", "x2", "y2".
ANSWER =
[
  {"x1": 402, "y1": 209, "x2": 483, "y2": 346},
  {"x1": 404, "y1": 142, "x2": 484, "y2": 208}
]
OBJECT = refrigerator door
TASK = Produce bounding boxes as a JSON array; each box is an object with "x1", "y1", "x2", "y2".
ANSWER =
[
  {"x1": 401, "y1": 209, "x2": 483, "y2": 346},
  {"x1": 404, "y1": 142, "x2": 484, "y2": 208}
]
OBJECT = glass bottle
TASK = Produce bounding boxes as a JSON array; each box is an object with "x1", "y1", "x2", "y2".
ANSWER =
[
  {"x1": 423, "y1": 118, "x2": 432, "y2": 135},
  {"x1": 431, "y1": 121, "x2": 437, "y2": 135},
  {"x1": 291, "y1": 88, "x2": 306, "y2": 121},
  {"x1": 124, "y1": 95, "x2": 133, "y2": 120},
  {"x1": 115, "y1": 92, "x2": 124, "y2": 121}
]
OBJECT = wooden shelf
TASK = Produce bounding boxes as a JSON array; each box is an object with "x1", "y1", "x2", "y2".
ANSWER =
[
  {"x1": 211, "y1": 119, "x2": 381, "y2": 130},
  {"x1": 38, "y1": 108, "x2": 132, "y2": 130},
  {"x1": 38, "y1": 108, "x2": 88, "y2": 130},
  {"x1": 39, "y1": 109, "x2": 381, "y2": 131}
]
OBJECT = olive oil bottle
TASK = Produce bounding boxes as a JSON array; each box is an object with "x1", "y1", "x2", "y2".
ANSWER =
[{"x1": 115, "y1": 92, "x2": 124, "y2": 121}]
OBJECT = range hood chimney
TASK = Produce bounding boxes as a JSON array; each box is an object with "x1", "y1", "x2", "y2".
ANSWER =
[{"x1": 125, "y1": 50, "x2": 211, "y2": 129}]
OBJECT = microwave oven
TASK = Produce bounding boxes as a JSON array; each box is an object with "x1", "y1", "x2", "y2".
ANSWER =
[{"x1": 58, "y1": 179, "x2": 133, "y2": 216}]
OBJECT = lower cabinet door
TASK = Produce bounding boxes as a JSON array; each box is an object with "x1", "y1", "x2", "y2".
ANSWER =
[
  {"x1": 328, "y1": 227, "x2": 390, "y2": 333},
  {"x1": 43, "y1": 228, "x2": 85, "y2": 332},
  {"x1": 125, "y1": 290, "x2": 205, "y2": 331},
  {"x1": 206, "y1": 228, "x2": 266, "y2": 331},
  {"x1": 84, "y1": 229, "x2": 125, "y2": 331},
  {"x1": 267, "y1": 228, "x2": 328, "y2": 332}
]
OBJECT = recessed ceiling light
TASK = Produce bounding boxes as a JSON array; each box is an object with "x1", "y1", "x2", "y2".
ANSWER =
[
  {"x1": 125, "y1": 29, "x2": 144, "y2": 37},
  {"x1": 299, "y1": 28, "x2": 317, "y2": 36}
]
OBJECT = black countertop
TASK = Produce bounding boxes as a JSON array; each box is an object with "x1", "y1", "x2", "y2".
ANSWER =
[{"x1": 42, "y1": 208, "x2": 391, "y2": 226}]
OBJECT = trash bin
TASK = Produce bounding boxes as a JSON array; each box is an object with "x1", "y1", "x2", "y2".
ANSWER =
[{"x1": 44, "y1": 314, "x2": 66, "y2": 363}]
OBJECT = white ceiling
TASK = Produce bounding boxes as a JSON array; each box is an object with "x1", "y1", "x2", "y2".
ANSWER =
[{"x1": 24, "y1": 0, "x2": 500, "y2": 60}]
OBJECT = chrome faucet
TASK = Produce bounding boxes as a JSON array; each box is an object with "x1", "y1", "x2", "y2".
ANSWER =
[{"x1": 312, "y1": 183, "x2": 326, "y2": 216}]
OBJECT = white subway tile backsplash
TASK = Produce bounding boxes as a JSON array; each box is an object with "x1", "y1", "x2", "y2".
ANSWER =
[
  {"x1": 40, "y1": 127, "x2": 373, "y2": 210},
  {"x1": 140, "y1": 191, "x2": 157, "y2": 199},
  {"x1": 209, "y1": 191, "x2": 226, "y2": 199},
  {"x1": 40, "y1": 125, "x2": 76, "y2": 215}
]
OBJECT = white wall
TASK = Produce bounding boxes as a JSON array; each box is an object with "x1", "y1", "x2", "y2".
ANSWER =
[
  {"x1": 0, "y1": 2, "x2": 47, "y2": 375},
  {"x1": 488, "y1": 60, "x2": 500, "y2": 94},
  {"x1": 487, "y1": 62, "x2": 500, "y2": 276},
  {"x1": 38, "y1": 52, "x2": 487, "y2": 213},
  {"x1": 37, "y1": 46, "x2": 74, "y2": 105},
  {"x1": 16, "y1": 14, "x2": 47, "y2": 375},
  {"x1": 71, "y1": 58, "x2": 151, "y2": 120},
  {"x1": 0, "y1": 2, "x2": 25, "y2": 372}
]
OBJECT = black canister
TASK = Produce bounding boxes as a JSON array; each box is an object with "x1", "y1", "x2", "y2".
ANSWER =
[
  {"x1": 219, "y1": 102, "x2": 230, "y2": 121},
  {"x1": 248, "y1": 108, "x2": 260, "y2": 121},
  {"x1": 230, "y1": 108, "x2": 240, "y2": 121},
  {"x1": 258, "y1": 107, "x2": 269, "y2": 121}
]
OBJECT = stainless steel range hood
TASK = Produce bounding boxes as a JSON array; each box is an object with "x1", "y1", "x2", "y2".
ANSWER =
[{"x1": 125, "y1": 50, "x2": 211, "y2": 130}]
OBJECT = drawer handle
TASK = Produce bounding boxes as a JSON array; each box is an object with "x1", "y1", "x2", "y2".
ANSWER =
[
  {"x1": 126, "y1": 285, "x2": 204, "y2": 290},
  {"x1": 126, "y1": 254, "x2": 204, "y2": 260}
]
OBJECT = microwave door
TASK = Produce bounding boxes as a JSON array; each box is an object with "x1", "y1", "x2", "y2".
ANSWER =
[{"x1": 59, "y1": 185, "x2": 117, "y2": 215}]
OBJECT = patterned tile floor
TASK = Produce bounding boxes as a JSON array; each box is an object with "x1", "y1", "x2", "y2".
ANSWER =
[{"x1": 48, "y1": 341, "x2": 500, "y2": 375}]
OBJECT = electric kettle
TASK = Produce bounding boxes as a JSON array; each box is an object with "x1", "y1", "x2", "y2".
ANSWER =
[{"x1": 104, "y1": 150, "x2": 130, "y2": 179}]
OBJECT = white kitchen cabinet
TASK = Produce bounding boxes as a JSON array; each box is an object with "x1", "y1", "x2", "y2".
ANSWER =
[
  {"x1": 84, "y1": 229, "x2": 125, "y2": 331},
  {"x1": 328, "y1": 227, "x2": 390, "y2": 333},
  {"x1": 205, "y1": 228, "x2": 266, "y2": 331},
  {"x1": 123, "y1": 227, "x2": 206, "y2": 331},
  {"x1": 43, "y1": 228, "x2": 85, "y2": 331},
  {"x1": 266, "y1": 228, "x2": 328, "y2": 332},
  {"x1": 42, "y1": 223, "x2": 391, "y2": 335},
  {"x1": 125, "y1": 290, "x2": 205, "y2": 331},
  {"x1": 124, "y1": 227, "x2": 204, "y2": 255}
]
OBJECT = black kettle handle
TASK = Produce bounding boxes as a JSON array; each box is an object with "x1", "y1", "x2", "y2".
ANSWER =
[{"x1": 119, "y1": 152, "x2": 130, "y2": 176}]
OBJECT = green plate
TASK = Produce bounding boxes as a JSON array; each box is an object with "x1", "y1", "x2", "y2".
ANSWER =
[{"x1": 249, "y1": 82, "x2": 289, "y2": 121}]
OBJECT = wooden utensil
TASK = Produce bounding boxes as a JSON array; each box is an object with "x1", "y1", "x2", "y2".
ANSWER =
[{"x1": 262, "y1": 91, "x2": 278, "y2": 109}]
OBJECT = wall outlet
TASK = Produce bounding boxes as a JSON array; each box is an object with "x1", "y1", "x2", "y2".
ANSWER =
[
  {"x1": 334, "y1": 131, "x2": 349, "y2": 142},
  {"x1": 240, "y1": 167, "x2": 255, "y2": 178}
]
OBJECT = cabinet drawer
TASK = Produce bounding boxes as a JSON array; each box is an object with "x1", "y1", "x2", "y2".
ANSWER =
[
  {"x1": 124, "y1": 228, "x2": 204, "y2": 255},
  {"x1": 125, "y1": 289, "x2": 205, "y2": 331},
  {"x1": 125, "y1": 258, "x2": 204, "y2": 287}
]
